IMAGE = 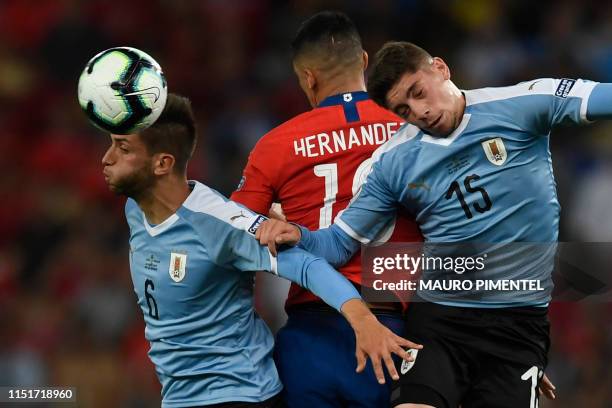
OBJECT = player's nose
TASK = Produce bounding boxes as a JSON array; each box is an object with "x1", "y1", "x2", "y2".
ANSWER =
[
  {"x1": 101, "y1": 147, "x2": 114, "y2": 165},
  {"x1": 413, "y1": 103, "x2": 430, "y2": 122}
]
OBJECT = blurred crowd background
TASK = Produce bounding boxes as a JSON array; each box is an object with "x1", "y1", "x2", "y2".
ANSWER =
[{"x1": 1, "y1": 0, "x2": 612, "y2": 406}]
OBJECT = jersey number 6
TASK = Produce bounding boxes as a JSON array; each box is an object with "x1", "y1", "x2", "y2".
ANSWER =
[{"x1": 145, "y1": 278, "x2": 159, "y2": 320}]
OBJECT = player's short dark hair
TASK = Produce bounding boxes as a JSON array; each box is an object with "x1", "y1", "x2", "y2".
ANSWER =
[
  {"x1": 140, "y1": 93, "x2": 197, "y2": 174},
  {"x1": 291, "y1": 11, "x2": 363, "y2": 69},
  {"x1": 368, "y1": 42, "x2": 433, "y2": 107}
]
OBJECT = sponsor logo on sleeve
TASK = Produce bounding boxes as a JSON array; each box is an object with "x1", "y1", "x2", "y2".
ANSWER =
[
  {"x1": 555, "y1": 79, "x2": 576, "y2": 98},
  {"x1": 247, "y1": 215, "x2": 267, "y2": 235}
]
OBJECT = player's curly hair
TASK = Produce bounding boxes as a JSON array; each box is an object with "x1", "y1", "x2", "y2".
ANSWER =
[
  {"x1": 140, "y1": 93, "x2": 197, "y2": 174},
  {"x1": 368, "y1": 42, "x2": 433, "y2": 108}
]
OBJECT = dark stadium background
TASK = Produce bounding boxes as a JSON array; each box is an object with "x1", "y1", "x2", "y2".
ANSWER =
[{"x1": 1, "y1": 1, "x2": 611, "y2": 406}]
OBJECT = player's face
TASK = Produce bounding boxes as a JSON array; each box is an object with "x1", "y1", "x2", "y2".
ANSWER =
[
  {"x1": 385, "y1": 57, "x2": 464, "y2": 136},
  {"x1": 101, "y1": 134, "x2": 155, "y2": 198}
]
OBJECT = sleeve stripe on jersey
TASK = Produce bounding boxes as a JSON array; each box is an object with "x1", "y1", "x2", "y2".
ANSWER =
[
  {"x1": 465, "y1": 79, "x2": 555, "y2": 106},
  {"x1": 183, "y1": 181, "x2": 258, "y2": 233},
  {"x1": 464, "y1": 78, "x2": 599, "y2": 111},
  {"x1": 578, "y1": 81, "x2": 598, "y2": 123},
  {"x1": 268, "y1": 250, "x2": 278, "y2": 275},
  {"x1": 336, "y1": 218, "x2": 371, "y2": 244},
  {"x1": 370, "y1": 124, "x2": 420, "y2": 162}
]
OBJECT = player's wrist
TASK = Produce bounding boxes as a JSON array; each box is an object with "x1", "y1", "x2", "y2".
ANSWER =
[
  {"x1": 292, "y1": 223, "x2": 307, "y2": 246},
  {"x1": 341, "y1": 298, "x2": 376, "y2": 329}
]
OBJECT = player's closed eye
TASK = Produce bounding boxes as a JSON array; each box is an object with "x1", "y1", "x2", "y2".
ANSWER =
[{"x1": 396, "y1": 106, "x2": 410, "y2": 118}]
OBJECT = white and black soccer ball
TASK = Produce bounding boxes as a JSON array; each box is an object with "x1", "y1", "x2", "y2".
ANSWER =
[{"x1": 77, "y1": 47, "x2": 168, "y2": 134}]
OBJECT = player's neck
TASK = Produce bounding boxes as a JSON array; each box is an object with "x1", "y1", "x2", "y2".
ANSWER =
[
  {"x1": 316, "y1": 78, "x2": 366, "y2": 106},
  {"x1": 136, "y1": 176, "x2": 191, "y2": 225}
]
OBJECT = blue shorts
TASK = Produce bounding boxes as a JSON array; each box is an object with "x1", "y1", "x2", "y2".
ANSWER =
[{"x1": 274, "y1": 304, "x2": 405, "y2": 408}]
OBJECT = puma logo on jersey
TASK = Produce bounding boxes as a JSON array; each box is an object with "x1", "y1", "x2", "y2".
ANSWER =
[
  {"x1": 230, "y1": 212, "x2": 248, "y2": 222},
  {"x1": 400, "y1": 349, "x2": 419, "y2": 374},
  {"x1": 408, "y1": 180, "x2": 430, "y2": 191},
  {"x1": 528, "y1": 80, "x2": 542, "y2": 91}
]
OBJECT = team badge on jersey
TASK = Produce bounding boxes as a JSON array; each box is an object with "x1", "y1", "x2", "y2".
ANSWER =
[
  {"x1": 481, "y1": 137, "x2": 507, "y2": 166},
  {"x1": 169, "y1": 252, "x2": 187, "y2": 282}
]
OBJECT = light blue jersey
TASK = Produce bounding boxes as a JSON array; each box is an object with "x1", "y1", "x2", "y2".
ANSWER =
[
  {"x1": 300, "y1": 78, "x2": 606, "y2": 307},
  {"x1": 125, "y1": 181, "x2": 360, "y2": 407}
]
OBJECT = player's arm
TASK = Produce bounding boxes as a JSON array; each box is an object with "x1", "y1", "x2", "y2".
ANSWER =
[
  {"x1": 263, "y1": 246, "x2": 423, "y2": 383},
  {"x1": 524, "y1": 78, "x2": 605, "y2": 131},
  {"x1": 257, "y1": 159, "x2": 399, "y2": 263},
  {"x1": 586, "y1": 83, "x2": 612, "y2": 120},
  {"x1": 199, "y1": 211, "x2": 422, "y2": 383},
  {"x1": 256, "y1": 221, "x2": 357, "y2": 265}
]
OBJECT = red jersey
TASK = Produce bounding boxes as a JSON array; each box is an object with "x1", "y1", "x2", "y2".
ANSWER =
[{"x1": 231, "y1": 91, "x2": 422, "y2": 308}]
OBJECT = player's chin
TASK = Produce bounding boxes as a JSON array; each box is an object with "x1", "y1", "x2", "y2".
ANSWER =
[
  {"x1": 430, "y1": 122, "x2": 454, "y2": 137},
  {"x1": 105, "y1": 179, "x2": 125, "y2": 196}
]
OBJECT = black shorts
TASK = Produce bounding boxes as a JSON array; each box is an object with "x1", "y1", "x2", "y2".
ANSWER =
[{"x1": 391, "y1": 301, "x2": 550, "y2": 408}]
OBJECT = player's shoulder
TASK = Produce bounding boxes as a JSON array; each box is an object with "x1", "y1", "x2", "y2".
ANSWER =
[
  {"x1": 464, "y1": 78, "x2": 568, "y2": 107},
  {"x1": 371, "y1": 123, "x2": 422, "y2": 164},
  {"x1": 181, "y1": 181, "x2": 262, "y2": 234},
  {"x1": 356, "y1": 99, "x2": 403, "y2": 121}
]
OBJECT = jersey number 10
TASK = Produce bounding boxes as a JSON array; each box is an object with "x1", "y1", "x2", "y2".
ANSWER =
[{"x1": 313, "y1": 159, "x2": 374, "y2": 228}]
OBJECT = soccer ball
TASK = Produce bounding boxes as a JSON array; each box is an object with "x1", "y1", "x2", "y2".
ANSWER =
[{"x1": 77, "y1": 47, "x2": 168, "y2": 134}]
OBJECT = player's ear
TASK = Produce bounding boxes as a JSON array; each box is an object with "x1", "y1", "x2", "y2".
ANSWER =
[
  {"x1": 362, "y1": 51, "x2": 368, "y2": 71},
  {"x1": 153, "y1": 153, "x2": 176, "y2": 176},
  {"x1": 432, "y1": 57, "x2": 450, "y2": 80},
  {"x1": 305, "y1": 68, "x2": 317, "y2": 91}
]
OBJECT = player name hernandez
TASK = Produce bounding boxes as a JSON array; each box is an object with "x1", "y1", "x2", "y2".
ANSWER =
[{"x1": 293, "y1": 122, "x2": 402, "y2": 158}]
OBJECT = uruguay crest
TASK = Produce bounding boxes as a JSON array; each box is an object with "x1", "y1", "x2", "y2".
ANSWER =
[
  {"x1": 169, "y1": 252, "x2": 187, "y2": 282},
  {"x1": 481, "y1": 137, "x2": 507, "y2": 166}
]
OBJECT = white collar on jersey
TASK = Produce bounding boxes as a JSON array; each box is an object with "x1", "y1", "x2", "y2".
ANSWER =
[
  {"x1": 142, "y1": 181, "x2": 201, "y2": 237},
  {"x1": 421, "y1": 114, "x2": 471, "y2": 146}
]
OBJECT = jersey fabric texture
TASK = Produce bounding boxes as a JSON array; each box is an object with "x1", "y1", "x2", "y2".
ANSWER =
[
  {"x1": 331, "y1": 78, "x2": 598, "y2": 307},
  {"x1": 126, "y1": 181, "x2": 360, "y2": 407},
  {"x1": 231, "y1": 91, "x2": 422, "y2": 308}
]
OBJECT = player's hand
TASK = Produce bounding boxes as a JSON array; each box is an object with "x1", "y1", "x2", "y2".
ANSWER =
[
  {"x1": 255, "y1": 219, "x2": 301, "y2": 256},
  {"x1": 267, "y1": 203, "x2": 286, "y2": 221},
  {"x1": 341, "y1": 299, "x2": 423, "y2": 384},
  {"x1": 539, "y1": 373, "x2": 556, "y2": 400}
]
